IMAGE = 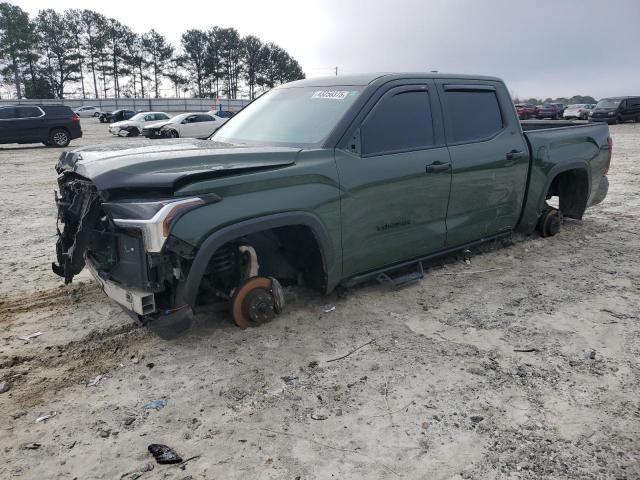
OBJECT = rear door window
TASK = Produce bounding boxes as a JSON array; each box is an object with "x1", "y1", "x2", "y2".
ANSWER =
[
  {"x1": 361, "y1": 88, "x2": 434, "y2": 156},
  {"x1": 15, "y1": 106, "x2": 42, "y2": 118},
  {"x1": 196, "y1": 114, "x2": 214, "y2": 122},
  {"x1": 443, "y1": 89, "x2": 503, "y2": 143}
]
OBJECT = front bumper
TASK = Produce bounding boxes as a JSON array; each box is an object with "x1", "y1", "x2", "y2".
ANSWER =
[
  {"x1": 87, "y1": 259, "x2": 156, "y2": 315},
  {"x1": 142, "y1": 128, "x2": 163, "y2": 139}
]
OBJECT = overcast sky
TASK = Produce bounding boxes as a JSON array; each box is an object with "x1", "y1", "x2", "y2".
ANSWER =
[{"x1": 14, "y1": 0, "x2": 640, "y2": 99}]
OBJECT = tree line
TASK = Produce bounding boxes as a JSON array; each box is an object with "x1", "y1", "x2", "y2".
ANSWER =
[
  {"x1": 0, "y1": 2, "x2": 305, "y2": 100},
  {"x1": 513, "y1": 95, "x2": 598, "y2": 105}
]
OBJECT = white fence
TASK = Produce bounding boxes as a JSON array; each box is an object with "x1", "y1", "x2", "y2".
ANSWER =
[{"x1": 0, "y1": 97, "x2": 251, "y2": 113}]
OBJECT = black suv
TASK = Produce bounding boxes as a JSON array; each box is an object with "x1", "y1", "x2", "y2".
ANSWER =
[
  {"x1": 0, "y1": 105, "x2": 82, "y2": 147},
  {"x1": 99, "y1": 109, "x2": 136, "y2": 123},
  {"x1": 589, "y1": 96, "x2": 640, "y2": 124}
]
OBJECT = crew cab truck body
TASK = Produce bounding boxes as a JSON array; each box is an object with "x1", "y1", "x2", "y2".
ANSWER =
[{"x1": 52, "y1": 73, "x2": 611, "y2": 336}]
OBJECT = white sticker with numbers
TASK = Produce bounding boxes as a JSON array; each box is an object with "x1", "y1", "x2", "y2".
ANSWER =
[{"x1": 311, "y1": 90, "x2": 350, "y2": 100}]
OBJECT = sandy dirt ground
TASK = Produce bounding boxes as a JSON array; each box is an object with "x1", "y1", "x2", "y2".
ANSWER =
[{"x1": 0, "y1": 119, "x2": 638, "y2": 479}]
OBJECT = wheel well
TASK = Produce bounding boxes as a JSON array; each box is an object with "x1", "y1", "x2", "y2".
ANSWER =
[
  {"x1": 546, "y1": 168, "x2": 589, "y2": 219},
  {"x1": 49, "y1": 126, "x2": 70, "y2": 136},
  {"x1": 194, "y1": 225, "x2": 327, "y2": 305}
]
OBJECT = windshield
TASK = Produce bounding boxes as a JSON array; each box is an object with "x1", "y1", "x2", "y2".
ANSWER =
[
  {"x1": 212, "y1": 86, "x2": 363, "y2": 147},
  {"x1": 596, "y1": 99, "x2": 621, "y2": 109}
]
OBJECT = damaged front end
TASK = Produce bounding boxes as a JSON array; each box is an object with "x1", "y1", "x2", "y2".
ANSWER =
[
  {"x1": 53, "y1": 173, "x2": 101, "y2": 284},
  {"x1": 52, "y1": 170, "x2": 203, "y2": 337}
]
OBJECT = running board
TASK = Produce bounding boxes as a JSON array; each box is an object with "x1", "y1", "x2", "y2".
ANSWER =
[
  {"x1": 375, "y1": 262, "x2": 424, "y2": 289},
  {"x1": 342, "y1": 231, "x2": 512, "y2": 289}
]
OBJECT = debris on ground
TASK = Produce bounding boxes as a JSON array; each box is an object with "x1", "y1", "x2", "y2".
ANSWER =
[
  {"x1": 120, "y1": 462, "x2": 154, "y2": 480},
  {"x1": 22, "y1": 443, "x2": 41, "y2": 450},
  {"x1": 143, "y1": 399, "x2": 167, "y2": 410},
  {"x1": 17, "y1": 331, "x2": 43, "y2": 342},
  {"x1": 148, "y1": 444, "x2": 182, "y2": 464},
  {"x1": 323, "y1": 305, "x2": 336, "y2": 313},
  {"x1": 310, "y1": 413, "x2": 328, "y2": 420},
  {"x1": 86, "y1": 375, "x2": 103, "y2": 387},
  {"x1": 35, "y1": 412, "x2": 57, "y2": 423},
  {"x1": 0, "y1": 381, "x2": 10, "y2": 394}
]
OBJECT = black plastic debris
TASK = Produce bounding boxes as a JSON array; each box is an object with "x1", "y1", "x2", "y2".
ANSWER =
[{"x1": 148, "y1": 444, "x2": 182, "y2": 464}]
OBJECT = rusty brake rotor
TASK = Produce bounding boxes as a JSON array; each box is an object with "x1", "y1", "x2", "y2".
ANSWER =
[{"x1": 231, "y1": 276, "x2": 285, "y2": 329}]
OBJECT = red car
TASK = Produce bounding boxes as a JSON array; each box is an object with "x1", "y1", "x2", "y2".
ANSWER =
[{"x1": 514, "y1": 104, "x2": 537, "y2": 120}]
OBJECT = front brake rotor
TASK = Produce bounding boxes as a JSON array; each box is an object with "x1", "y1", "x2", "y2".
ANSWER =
[{"x1": 231, "y1": 277, "x2": 285, "y2": 329}]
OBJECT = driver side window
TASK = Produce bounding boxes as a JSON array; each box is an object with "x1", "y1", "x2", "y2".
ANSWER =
[{"x1": 361, "y1": 88, "x2": 434, "y2": 157}]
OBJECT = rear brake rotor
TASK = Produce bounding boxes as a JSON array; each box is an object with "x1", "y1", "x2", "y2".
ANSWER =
[{"x1": 231, "y1": 277, "x2": 285, "y2": 329}]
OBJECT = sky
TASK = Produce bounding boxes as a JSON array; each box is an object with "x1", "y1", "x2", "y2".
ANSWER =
[{"x1": 13, "y1": 0, "x2": 640, "y2": 99}]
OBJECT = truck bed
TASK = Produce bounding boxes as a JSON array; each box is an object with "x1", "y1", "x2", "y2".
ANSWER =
[{"x1": 517, "y1": 120, "x2": 610, "y2": 233}]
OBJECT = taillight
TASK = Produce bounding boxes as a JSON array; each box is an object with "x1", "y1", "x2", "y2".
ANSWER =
[
  {"x1": 604, "y1": 136, "x2": 613, "y2": 175},
  {"x1": 71, "y1": 114, "x2": 80, "y2": 122}
]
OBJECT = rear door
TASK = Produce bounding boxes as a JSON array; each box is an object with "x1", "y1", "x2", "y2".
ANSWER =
[
  {"x1": 336, "y1": 81, "x2": 452, "y2": 277},
  {"x1": 435, "y1": 80, "x2": 530, "y2": 246},
  {"x1": 15, "y1": 106, "x2": 45, "y2": 141}
]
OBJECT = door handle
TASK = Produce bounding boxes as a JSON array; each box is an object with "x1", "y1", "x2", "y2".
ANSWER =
[
  {"x1": 425, "y1": 162, "x2": 450, "y2": 174},
  {"x1": 506, "y1": 150, "x2": 526, "y2": 160}
]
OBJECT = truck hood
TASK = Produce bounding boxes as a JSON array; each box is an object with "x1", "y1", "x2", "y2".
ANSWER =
[{"x1": 56, "y1": 139, "x2": 300, "y2": 193}]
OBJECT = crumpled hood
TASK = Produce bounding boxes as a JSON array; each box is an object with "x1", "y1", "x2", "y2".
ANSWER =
[
  {"x1": 110, "y1": 119, "x2": 137, "y2": 129},
  {"x1": 56, "y1": 139, "x2": 300, "y2": 193},
  {"x1": 144, "y1": 120, "x2": 171, "y2": 129}
]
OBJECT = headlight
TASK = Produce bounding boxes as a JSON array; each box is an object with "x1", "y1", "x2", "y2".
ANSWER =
[
  {"x1": 102, "y1": 197, "x2": 209, "y2": 252},
  {"x1": 608, "y1": 112, "x2": 615, "y2": 116}
]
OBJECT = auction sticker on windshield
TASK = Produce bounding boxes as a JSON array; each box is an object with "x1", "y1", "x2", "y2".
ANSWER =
[{"x1": 311, "y1": 90, "x2": 351, "y2": 100}]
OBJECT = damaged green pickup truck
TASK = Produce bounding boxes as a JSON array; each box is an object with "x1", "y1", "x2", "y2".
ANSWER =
[{"x1": 53, "y1": 73, "x2": 611, "y2": 337}]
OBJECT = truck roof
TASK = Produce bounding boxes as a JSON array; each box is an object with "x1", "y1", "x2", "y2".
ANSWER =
[{"x1": 284, "y1": 72, "x2": 503, "y2": 87}]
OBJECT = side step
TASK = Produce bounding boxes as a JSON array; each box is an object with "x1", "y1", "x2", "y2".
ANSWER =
[{"x1": 375, "y1": 261, "x2": 424, "y2": 289}]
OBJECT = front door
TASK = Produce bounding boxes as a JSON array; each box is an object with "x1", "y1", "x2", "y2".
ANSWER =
[
  {"x1": 336, "y1": 83, "x2": 452, "y2": 277},
  {"x1": 435, "y1": 80, "x2": 530, "y2": 246},
  {"x1": 0, "y1": 107, "x2": 18, "y2": 142}
]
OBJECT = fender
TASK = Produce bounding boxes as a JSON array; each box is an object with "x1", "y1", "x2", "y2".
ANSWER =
[
  {"x1": 536, "y1": 160, "x2": 592, "y2": 217},
  {"x1": 181, "y1": 211, "x2": 334, "y2": 307}
]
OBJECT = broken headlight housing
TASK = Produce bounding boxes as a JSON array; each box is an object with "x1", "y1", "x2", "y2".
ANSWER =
[{"x1": 102, "y1": 197, "x2": 205, "y2": 253}]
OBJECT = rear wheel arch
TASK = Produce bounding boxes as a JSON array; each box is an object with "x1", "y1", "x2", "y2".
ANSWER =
[
  {"x1": 541, "y1": 164, "x2": 591, "y2": 220},
  {"x1": 180, "y1": 212, "x2": 333, "y2": 307}
]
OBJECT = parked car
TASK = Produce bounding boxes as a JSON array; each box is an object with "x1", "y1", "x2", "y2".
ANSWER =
[
  {"x1": 549, "y1": 103, "x2": 566, "y2": 116},
  {"x1": 52, "y1": 73, "x2": 611, "y2": 338},
  {"x1": 99, "y1": 109, "x2": 136, "y2": 123},
  {"x1": 563, "y1": 104, "x2": 595, "y2": 120},
  {"x1": 536, "y1": 104, "x2": 562, "y2": 119},
  {"x1": 108, "y1": 112, "x2": 171, "y2": 136},
  {"x1": 211, "y1": 110, "x2": 236, "y2": 118},
  {"x1": 74, "y1": 105, "x2": 101, "y2": 118},
  {"x1": 0, "y1": 104, "x2": 82, "y2": 147},
  {"x1": 515, "y1": 104, "x2": 537, "y2": 120},
  {"x1": 589, "y1": 97, "x2": 640, "y2": 124},
  {"x1": 142, "y1": 112, "x2": 228, "y2": 139}
]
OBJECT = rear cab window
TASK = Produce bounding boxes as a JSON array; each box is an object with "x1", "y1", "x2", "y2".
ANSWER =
[{"x1": 442, "y1": 86, "x2": 504, "y2": 143}]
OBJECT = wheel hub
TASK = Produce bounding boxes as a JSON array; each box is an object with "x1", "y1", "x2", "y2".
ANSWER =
[{"x1": 231, "y1": 276, "x2": 285, "y2": 329}]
